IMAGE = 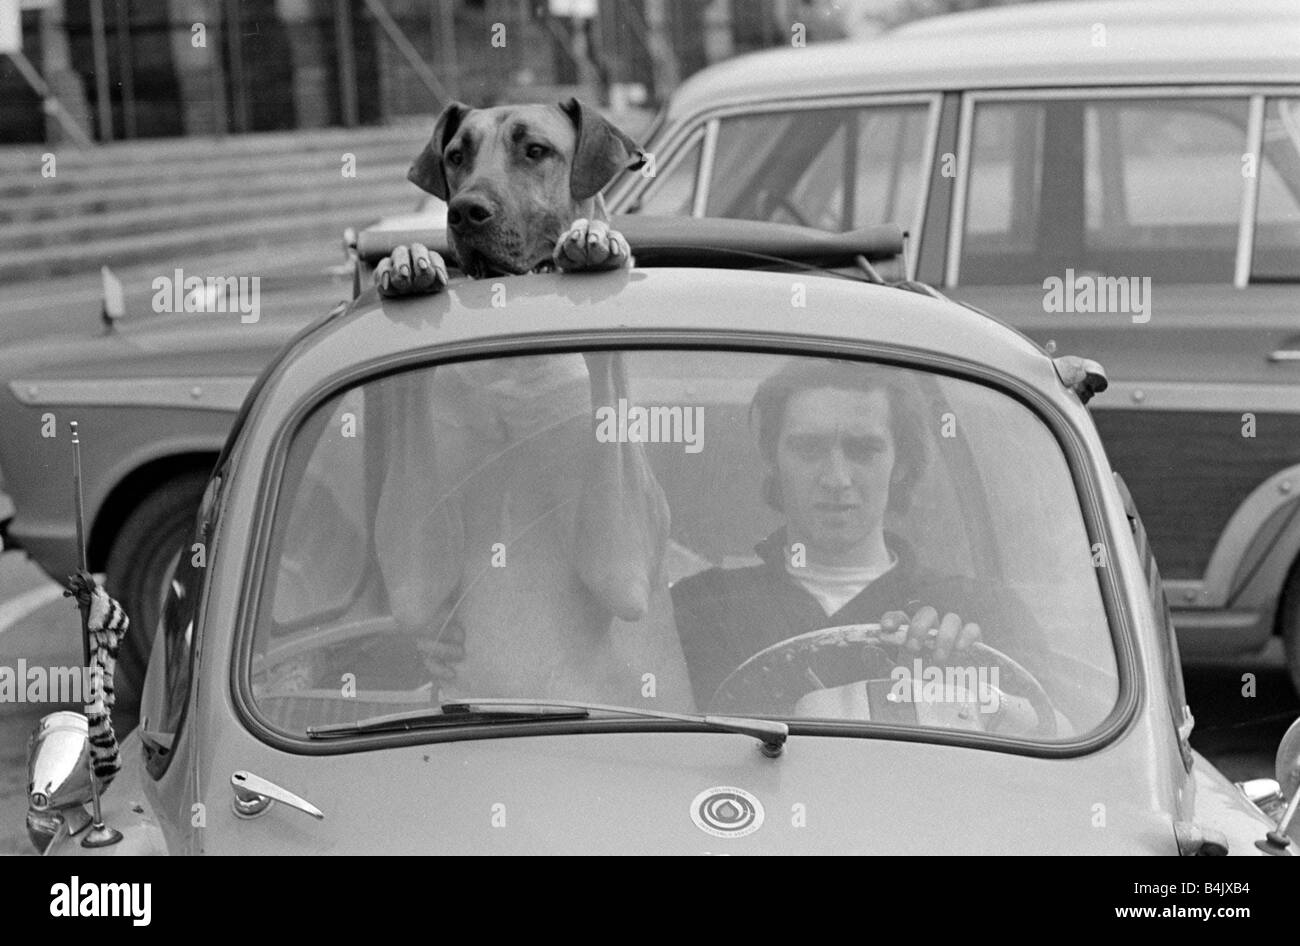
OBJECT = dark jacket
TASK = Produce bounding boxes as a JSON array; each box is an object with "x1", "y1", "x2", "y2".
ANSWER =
[{"x1": 670, "y1": 529, "x2": 1046, "y2": 710}]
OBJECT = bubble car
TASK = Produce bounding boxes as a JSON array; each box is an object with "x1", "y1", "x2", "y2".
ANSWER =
[{"x1": 25, "y1": 218, "x2": 1300, "y2": 854}]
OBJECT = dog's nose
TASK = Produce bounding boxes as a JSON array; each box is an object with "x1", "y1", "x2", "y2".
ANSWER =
[{"x1": 447, "y1": 194, "x2": 495, "y2": 232}]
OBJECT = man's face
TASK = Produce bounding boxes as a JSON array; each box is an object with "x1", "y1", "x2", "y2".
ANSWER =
[{"x1": 772, "y1": 387, "x2": 896, "y2": 563}]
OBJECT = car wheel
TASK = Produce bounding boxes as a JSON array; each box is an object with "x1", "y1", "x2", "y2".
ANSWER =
[{"x1": 103, "y1": 472, "x2": 208, "y2": 714}]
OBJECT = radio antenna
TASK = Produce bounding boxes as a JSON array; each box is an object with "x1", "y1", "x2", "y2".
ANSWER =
[{"x1": 69, "y1": 421, "x2": 122, "y2": 848}]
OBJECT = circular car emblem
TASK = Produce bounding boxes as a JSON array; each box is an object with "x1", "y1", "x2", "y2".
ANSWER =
[{"x1": 690, "y1": 787, "x2": 765, "y2": 839}]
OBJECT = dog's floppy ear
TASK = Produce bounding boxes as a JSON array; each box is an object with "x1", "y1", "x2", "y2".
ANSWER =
[
  {"x1": 560, "y1": 98, "x2": 646, "y2": 202},
  {"x1": 408, "y1": 102, "x2": 472, "y2": 199}
]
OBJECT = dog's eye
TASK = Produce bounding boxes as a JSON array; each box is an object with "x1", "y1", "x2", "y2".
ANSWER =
[
  {"x1": 446, "y1": 148, "x2": 464, "y2": 167},
  {"x1": 525, "y1": 144, "x2": 548, "y2": 161}
]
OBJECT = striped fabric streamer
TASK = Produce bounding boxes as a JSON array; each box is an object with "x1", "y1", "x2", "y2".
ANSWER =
[{"x1": 64, "y1": 571, "x2": 129, "y2": 785}]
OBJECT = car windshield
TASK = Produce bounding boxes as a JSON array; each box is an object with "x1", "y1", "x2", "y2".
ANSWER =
[{"x1": 247, "y1": 350, "x2": 1118, "y2": 742}]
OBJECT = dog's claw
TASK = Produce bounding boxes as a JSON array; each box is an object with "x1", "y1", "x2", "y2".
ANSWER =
[
  {"x1": 553, "y1": 218, "x2": 633, "y2": 273},
  {"x1": 375, "y1": 243, "x2": 449, "y2": 297}
]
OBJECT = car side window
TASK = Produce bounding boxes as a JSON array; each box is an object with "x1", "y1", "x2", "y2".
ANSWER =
[
  {"x1": 960, "y1": 97, "x2": 1251, "y2": 285},
  {"x1": 633, "y1": 129, "x2": 703, "y2": 215},
  {"x1": 705, "y1": 105, "x2": 930, "y2": 231},
  {"x1": 854, "y1": 107, "x2": 931, "y2": 228},
  {"x1": 1253, "y1": 96, "x2": 1300, "y2": 281},
  {"x1": 142, "y1": 477, "x2": 213, "y2": 778},
  {"x1": 269, "y1": 386, "x2": 368, "y2": 628},
  {"x1": 1114, "y1": 472, "x2": 1193, "y2": 769},
  {"x1": 963, "y1": 103, "x2": 1045, "y2": 253}
]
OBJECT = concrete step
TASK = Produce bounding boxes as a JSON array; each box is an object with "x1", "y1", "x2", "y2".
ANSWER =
[
  {"x1": 0, "y1": 121, "x2": 429, "y2": 172},
  {"x1": 0, "y1": 199, "x2": 412, "y2": 283},
  {"x1": 0, "y1": 179, "x2": 418, "y2": 250},
  {"x1": 0, "y1": 138, "x2": 426, "y2": 201},
  {"x1": 0, "y1": 157, "x2": 416, "y2": 223},
  {"x1": 0, "y1": 151, "x2": 413, "y2": 214}
]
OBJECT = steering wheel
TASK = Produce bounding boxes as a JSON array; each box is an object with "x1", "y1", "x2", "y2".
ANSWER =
[
  {"x1": 710, "y1": 624, "x2": 1058, "y2": 738},
  {"x1": 755, "y1": 189, "x2": 812, "y2": 227}
]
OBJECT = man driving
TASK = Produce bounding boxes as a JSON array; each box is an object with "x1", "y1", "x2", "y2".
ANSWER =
[{"x1": 670, "y1": 357, "x2": 1047, "y2": 721}]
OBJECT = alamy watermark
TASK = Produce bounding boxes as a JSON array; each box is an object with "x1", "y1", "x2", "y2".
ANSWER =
[
  {"x1": 0, "y1": 661, "x2": 97, "y2": 704},
  {"x1": 1042, "y1": 268, "x2": 1151, "y2": 324},
  {"x1": 594, "y1": 399, "x2": 704, "y2": 454},
  {"x1": 152, "y1": 268, "x2": 261, "y2": 323},
  {"x1": 50, "y1": 877, "x2": 151, "y2": 926},
  {"x1": 888, "y1": 658, "x2": 1001, "y2": 714}
]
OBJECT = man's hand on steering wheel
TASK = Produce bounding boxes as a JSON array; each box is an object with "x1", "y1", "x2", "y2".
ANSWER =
[{"x1": 880, "y1": 604, "x2": 980, "y2": 662}]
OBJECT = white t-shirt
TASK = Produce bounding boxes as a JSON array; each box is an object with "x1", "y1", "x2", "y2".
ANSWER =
[{"x1": 785, "y1": 552, "x2": 898, "y2": 616}]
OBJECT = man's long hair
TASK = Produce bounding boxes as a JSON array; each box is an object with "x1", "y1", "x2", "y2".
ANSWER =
[{"x1": 749, "y1": 357, "x2": 930, "y2": 515}]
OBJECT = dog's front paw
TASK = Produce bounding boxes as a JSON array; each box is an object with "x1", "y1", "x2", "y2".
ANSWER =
[
  {"x1": 553, "y1": 219, "x2": 632, "y2": 273},
  {"x1": 374, "y1": 243, "x2": 449, "y2": 297}
]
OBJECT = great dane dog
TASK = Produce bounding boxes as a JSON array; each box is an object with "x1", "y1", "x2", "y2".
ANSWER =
[
  {"x1": 371, "y1": 101, "x2": 695, "y2": 710},
  {"x1": 374, "y1": 98, "x2": 641, "y2": 292}
]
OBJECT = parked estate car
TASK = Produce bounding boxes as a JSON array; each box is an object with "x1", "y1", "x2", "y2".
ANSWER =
[
  {"x1": 1, "y1": 0, "x2": 1298, "y2": 709},
  {"x1": 604, "y1": 0, "x2": 1300, "y2": 684},
  {"x1": 25, "y1": 220, "x2": 1299, "y2": 855}
]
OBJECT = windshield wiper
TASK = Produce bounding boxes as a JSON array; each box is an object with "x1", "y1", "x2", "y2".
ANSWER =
[
  {"x1": 308, "y1": 698, "x2": 788, "y2": 757},
  {"x1": 307, "y1": 703, "x2": 589, "y2": 738}
]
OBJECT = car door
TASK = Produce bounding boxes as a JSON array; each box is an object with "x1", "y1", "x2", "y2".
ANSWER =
[{"x1": 945, "y1": 91, "x2": 1300, "y2": 634}]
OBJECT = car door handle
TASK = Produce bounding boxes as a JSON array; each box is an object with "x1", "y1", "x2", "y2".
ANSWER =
[
  {"x1": 230, "y1": 771, "x2": 324, "y2": 821},
  {"x1": 1268, "y1": 349, "x2": 1300, "y2": 362}
]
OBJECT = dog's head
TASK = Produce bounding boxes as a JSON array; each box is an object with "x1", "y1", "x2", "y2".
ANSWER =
[{"x1": 408, "y1": 99, "x2": 645, "y2": 278}]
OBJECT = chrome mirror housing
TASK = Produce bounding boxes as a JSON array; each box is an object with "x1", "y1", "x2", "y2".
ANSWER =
[
  {"x1": 28, "y1": 711, "x2": 93, "y2": 810},
  {"x1": 1275, "y1": 717, "x2": 1300, "y2": 844},
  {"x1": 1251, "y1": 716, "x2": 1300, "y2": 853},
  {"x1": 26, "y1": 711, "x2": 95, "y2": 851}
]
